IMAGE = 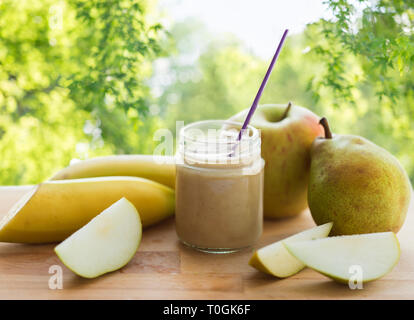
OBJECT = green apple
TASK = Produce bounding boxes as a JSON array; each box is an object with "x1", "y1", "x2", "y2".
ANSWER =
[
  {"x1": 284, "y1": 232, "x2": 400, "y2": 283},
  {"x1": 249, "y1": 222, "x2": 332, "y2": 277},
  {"x1": 230, "y1": 103, "x2": 323, "y2": 218},
  {"x1": 55, "y1": 197, "x2": 142, "y2": 278}
]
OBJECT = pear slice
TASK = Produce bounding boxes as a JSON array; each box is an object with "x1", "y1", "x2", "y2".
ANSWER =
[
  {"x1": 249, "y1": 222, "x2": 333, "y2": 277},
  {"x1": 284, "y1": 232, "x2": 400, "y2": 283},
  {"x1": 55, "y1": 198, "x2": 142, "y2": 278}
]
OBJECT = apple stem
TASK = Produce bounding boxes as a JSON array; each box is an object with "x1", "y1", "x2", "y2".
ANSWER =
[
  {"x1": 280, "y1": 101, "x2": 292, "y2": 120},
  {"x1": 319, "y1": 117, "x2": 332, "y2": 139}
]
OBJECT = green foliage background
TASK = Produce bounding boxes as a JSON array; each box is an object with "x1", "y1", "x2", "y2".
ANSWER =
[
  {"x1": 0, "y1": 0, "x2": 165, "y2": 184},
  {"x1": 1, "y1": 0, "x2": 413, "y2": 185}
]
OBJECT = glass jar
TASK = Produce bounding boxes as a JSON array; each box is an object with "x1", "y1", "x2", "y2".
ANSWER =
[{"x1": 175, "y1": 120, "x2": 264, "y2": 253}]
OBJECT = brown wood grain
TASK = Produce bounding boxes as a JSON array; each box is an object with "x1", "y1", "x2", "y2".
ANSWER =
[{"x1": 0, "y1": 185, "x2": 412, "y2": 300}]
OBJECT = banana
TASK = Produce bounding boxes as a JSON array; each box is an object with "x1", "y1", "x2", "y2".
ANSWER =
[
  {"x1": 0, "y1": 176, "x2": 175, "y2": 243},
  {"x1": 50, "y1": 155, "x2": 176, "y2": 189}
]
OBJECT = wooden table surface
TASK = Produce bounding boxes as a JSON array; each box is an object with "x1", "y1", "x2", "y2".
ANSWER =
[{"x1": 0, "y1": 186, "x2": 413, "y2": 300}]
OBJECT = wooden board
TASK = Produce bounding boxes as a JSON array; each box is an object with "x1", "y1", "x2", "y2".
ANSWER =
[{"x1": 0, "y1": 186, "x2": 413, "y2": 300}]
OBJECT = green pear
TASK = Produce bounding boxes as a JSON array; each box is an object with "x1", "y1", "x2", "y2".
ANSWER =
[
  {"x1": 308, "y1": 118, "x2": 412, "y2": 235},
  {"x1": 230, "y1": 103, "x2": 323, "y2": 218}
]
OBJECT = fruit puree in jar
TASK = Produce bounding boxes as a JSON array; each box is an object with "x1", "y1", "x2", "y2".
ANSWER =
[{"x1": 175, "y1": 120, "x2": 264, "y2": 253}]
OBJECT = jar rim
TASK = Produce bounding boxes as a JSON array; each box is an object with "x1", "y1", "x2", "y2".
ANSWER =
[
  {"x1": 179, "y1": 119, "x2": 259, "y2": 144},
  {"x1": 178, "y1": 120, "x2": 261, "y2": 167}
]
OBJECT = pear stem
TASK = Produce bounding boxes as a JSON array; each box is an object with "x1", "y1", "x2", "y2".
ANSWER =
[
  {"x1": 319, "y1": 117, "x2": 332, "y2": 139},
  {"x1": 280, "y1": 101, "x2": 292, "y2": 120}
]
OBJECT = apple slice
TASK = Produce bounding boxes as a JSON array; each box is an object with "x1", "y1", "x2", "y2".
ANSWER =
[
  {"x1": 55, "y1": 197, "x2": 142, "y2": 278},
  {"x1": 249, "y1": 222, "x2": 333, "y2": 277},
  {"x1": 284, "y1": 232, "x2": 400, "y2": 283}
]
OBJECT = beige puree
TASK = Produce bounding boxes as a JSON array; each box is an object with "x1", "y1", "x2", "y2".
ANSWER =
[{"x1": 175, "y1": 121, "x2": 264, "y2": 252}]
